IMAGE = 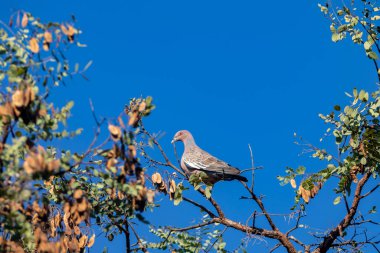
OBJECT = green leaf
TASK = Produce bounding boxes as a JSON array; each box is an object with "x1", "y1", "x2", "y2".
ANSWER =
[
  {"x1": 369, "y1": 206, "x2": 377, "y2": 214},
  {"x1": 83, "y1": 60, "x2": 93, "y2": 72},
  {"x1": 332, "y1": 33, "x2": 340, "y2": 42},
  {"x1": 146, "y1": 96, "x2": 153, "y2": 106},
  {"x1": 357, "y1": 91, "x2": 368, "y2": 103},
  {"x1": 368, "y1": 51, "x2": 378, "y2": 60},
  {"x1": 173, "y1": 198, "x2": 182, "y2": 206},
  {"x1": 296, "y1": 166, "x2": 306, "y2": 175},
  {"x1": 364, "y1": 41, "x2": 372, "y2": 50},
  {"x1": 333, "y1": 196, "x2": 341, "y2": 205},
  {"x1": 337, "y1": 25, "x2": 347, "y2": 33},
  {"x1": 205, "y1": 186, "x2": 212, "y2": 199}
]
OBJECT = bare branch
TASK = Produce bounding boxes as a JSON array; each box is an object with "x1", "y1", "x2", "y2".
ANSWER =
[
  {"x1": 248, "y1": 144, "x2": 255, "y2": 192},
  {"x1": 361, "y1": 183, "x2": 380, "y2": 199},
  {"x1": 127, "y1": 221, "x2": 148, "y2": 252},
  {"x1": 241, "y1": 181, "x2": 278, "y2": 231},
  {"x1": 141, "y1": 125, "x2": 186, "y2": 177},
  {"x1": 197, "y1": 187, "x2": 225, "y2": 218},
  {"x1": 182, "y1": 197, "x2": 217, "y2": 218},
  {"x1": 166, "y1": 219, "x2": 217, "y2": 232}
]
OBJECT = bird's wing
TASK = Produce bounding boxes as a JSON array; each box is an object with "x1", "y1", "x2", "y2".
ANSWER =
[{"x1": 183, "y1": 147, "x2": 239, "y2": 175}]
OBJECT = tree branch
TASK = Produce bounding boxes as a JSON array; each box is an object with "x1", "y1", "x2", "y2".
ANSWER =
[
  {"x1": 361, "y1": 183, "x2": 380, "y2": 199},
  {"x1": 166, "y1": 219, "x2": 217, "y2": 232},
  {"x1": 183, "y1": 197, "x2": 217, "y2": 218},
  {"x1": 197, "y1": 187, "x2": 224, "y2": 218},
  {"x1": 312, "y1": 172, "x2": 371, "y2": 253},
  {"x1": 141, "y1": 125, "x2": 186, "y2": 177},
  {"x1": 127, "y1": 221, "x2": 148, "y2": 252},
  {"x1": 241, "y1": 181, "x2": 278, "y2": 231}
]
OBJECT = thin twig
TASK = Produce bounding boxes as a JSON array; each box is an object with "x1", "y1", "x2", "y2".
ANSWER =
[
  {"x1": 127, "y1": 221, "x2": 148, "y2": 252},
  {"x1": 141, "y1": 125, "x2": 186, "y2": 177},
  {"x1": 166, "y1": 219, "x2": 217, "y2": 232},
  {"x1": 248, "y1": 144, "x2": 255, "y2": 192},
  {"x1": 241, "y1": 181, "x2": 278, "y2": 231},
  {"x1": 183, "y1": 197, "x2": 217, "y2": 218}
]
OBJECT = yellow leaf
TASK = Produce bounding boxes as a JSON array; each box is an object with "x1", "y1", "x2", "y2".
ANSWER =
[
  {"x1": 290, "y1": 179, "x2": 297, "y2": 189},
  {"x1": 29, "y1": 38, "x2": 39, "y2": 53}
]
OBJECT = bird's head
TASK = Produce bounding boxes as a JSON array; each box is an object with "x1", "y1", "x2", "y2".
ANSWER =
[{"x1": 171, "y1": 130, "x2": 193, "y2": 144}]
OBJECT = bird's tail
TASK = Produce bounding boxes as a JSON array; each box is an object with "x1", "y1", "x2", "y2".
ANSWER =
[{"x1": 228, "y1": 174, "x2": 248, "y2": 182}]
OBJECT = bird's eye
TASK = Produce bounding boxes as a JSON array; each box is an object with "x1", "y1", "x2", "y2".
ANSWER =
[{"x1": 178, "y1": 132, "x2": 182, "y2": 135}]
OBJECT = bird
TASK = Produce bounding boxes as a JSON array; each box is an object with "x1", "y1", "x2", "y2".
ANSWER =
[{"x1": 171, "y1": 130, "x2": 248, "y2": 184}]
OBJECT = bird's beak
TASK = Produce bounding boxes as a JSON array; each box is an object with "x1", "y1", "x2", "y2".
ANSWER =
[{"x1": 171, "y1": 138, "x2": 177, "y2": 144}]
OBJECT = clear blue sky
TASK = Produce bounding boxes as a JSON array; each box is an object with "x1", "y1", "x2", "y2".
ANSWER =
[{"x1": 1, "y1": 1, "x2": 378, "y2": 252}]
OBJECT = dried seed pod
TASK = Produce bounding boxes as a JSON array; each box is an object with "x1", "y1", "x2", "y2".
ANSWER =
[
  {"x1": 47, "y1": 159, "x2": 60, "y2": 172},
  {"x1": 169, "y1": 180, "x2": 176, "y2": 200},
  {"x1": 151, "y1": 172, "x2": 162, "y2": 184},
  {"x1": 21, "y1": 13, "x2": 28, "y2": 27},
  {"x1": 29, "y1": 37, "x2": 39, "y2": 53},
  {"x1": 61, "y1": 24, "x2": 76, "y2": 42},
  {"x1": 310, "y1": 184, "x2": 320, "y2": 198},
  {"x1": 158, "y1": 181, "x2": 167, "y2": 193},
  {"x1": 78, "y1": 235, "x2": 88, "y2": 248},
  {"x1": 87, "y1": 234, "x2": 95, "y2": 248},
  {"x1": 299, "y1": 185, "x2": 310, "y2": 203},
  {"x1": 12, "y1": 90, "x2": 24, "y2": 108},
  {"x1": 111, "y1": 188, "x2": 116, "y2": 200},
  {"x1": 0, "y1": 102, "x2": 14, "y2": 123},
  {"x1": 117, "y1": 190, "x2": 125, "y2": 200},
  {"x1": 44, "y1": 31, "x2": 53, "y2": 43},
  {"x1": 77, "y1": 200, "x2": 88, "y2": 212},
  {"x1": 74, "y1": 225, "x2": 81, "y2": 235},
  {"x1": 350, "y1": 165, "x2": 359, "y2": 183},
  {"x1": 73, "y1": 189, "x2": 83, "y2": 200},
  {"x1": 128, "y1": 145, "x2": 137, "y2": 158},
  {"x1": 106, "y1": 158, "x2": 118, "y2": 170},
  {"x1": 146, "y1": 189, "x2": 155, "y2": 204},
  {"x1": 138, "y1": 101, "x2": 146, "y2": 112},
  {"x1": 108, "y1": 124, "x2": 122, "y2": 141},
  {"x1": 169, "y1": 180, "x2": 176, "y2": 193},
  {"x1": 128, "y1": 111, "x2": 139, "y2": 126}
]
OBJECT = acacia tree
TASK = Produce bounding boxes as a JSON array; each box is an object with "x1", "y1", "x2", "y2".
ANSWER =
[
  {"x1": 1, "y1": 1, "x2": 380, "y2": 253},
  {"x1": 0, "y1": 11, "x2": 155, "y2": 253}
]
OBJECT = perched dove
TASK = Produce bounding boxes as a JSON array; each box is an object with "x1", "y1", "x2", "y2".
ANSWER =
[{"x1": 171, "y1": 130, "x2": 248, "y2": 184}]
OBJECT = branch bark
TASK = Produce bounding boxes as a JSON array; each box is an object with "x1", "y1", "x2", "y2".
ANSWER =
[{"x1": 312, "y1": 172, "x2": 371, "y2": 253}]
